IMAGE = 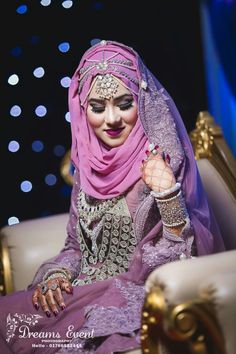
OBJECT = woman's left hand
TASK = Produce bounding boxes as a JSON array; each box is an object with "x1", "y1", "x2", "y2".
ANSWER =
[{"x1": 141, "y1": 145, "x2": 176, "y2": 193}]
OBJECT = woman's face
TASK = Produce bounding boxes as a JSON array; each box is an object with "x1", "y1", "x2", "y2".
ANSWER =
[{"x1": 86, "y1": 77, "x2": 138, "y2": 148}]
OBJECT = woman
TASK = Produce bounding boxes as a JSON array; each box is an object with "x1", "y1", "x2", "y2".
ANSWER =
[{"x1": 0, "y1": 40, "x2": 225, "y2": 354}]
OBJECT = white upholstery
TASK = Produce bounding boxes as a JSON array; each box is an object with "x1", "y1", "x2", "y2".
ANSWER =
[
  {"x1": 197, "y1": 159, "x2": 236, "y2": 250},
  {"x1": 145, "y1": 250, "x2": 236, "y2": 354},
  {"x1": 1, "y1": 213, "x2": 69, "y2": 291},
  {"x1": 145, "y1": 249, "x2": 236, "y2": 303},
  {"x1": 199, "y1": 271, "x2": 236, "y2": 354}
]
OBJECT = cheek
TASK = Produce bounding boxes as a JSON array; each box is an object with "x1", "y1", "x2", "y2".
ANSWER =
[
  {"x1": 86, "y1": 110, "x2": 104, "y2": 129},
  {"x1": 124, "y1": 106, "x2": 138, "y2": 126}
]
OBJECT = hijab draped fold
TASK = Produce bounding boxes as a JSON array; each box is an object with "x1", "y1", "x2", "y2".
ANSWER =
[{"x1": 69, "y1": 42, "x2": 148, "y2": 199}]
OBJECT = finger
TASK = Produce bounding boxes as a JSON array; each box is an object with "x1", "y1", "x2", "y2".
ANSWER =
[
  {"x1": 148, "y1": 143, "x2": 159, "y2": 156},
  {"x1": 54, "y1": 287, "x2": 66, "y2": 310},
  {"x1": 148, "y1": 149, "x2": 163, "y2": 161},
  {"x1": 60, "y1": 279, "x2": 73, "y2": 294},
  {"x1": 38, "y1": 294, "x2": 51, "y2": 317},
  {"x1": 32, "y1": 288, "x2": 40, "y2": 310},
  {"x1": 165, "y1": 153, "x2": 171, "y2": 164},
  {"x1": 46, "y1": 290, "x2": 60, "y2": 316}
]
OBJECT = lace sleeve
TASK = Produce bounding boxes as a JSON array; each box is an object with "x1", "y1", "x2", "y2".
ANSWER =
[
  {"x1": 27, "y1": 168, "x2": 81, "y2": 290},
  {"x1": 142, "y1": 218, "x2": 195, "y2": 270}
]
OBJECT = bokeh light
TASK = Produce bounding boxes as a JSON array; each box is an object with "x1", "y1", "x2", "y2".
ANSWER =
[
  {"x1": 8, "y1": 141, "x2": 20, "y2": 152},
  {"x1": 32, "y1": 140, "x2": 44, "y2": 152},
  {"x1": 10, "y1": 105, "x2": 22, "y2": 117},
  {"x1": 20, "y1": 181, "x2": 33, "y2": 193},
  {"x1": 16, "y1": 5, "x2": 28, "y2": 14},
  {"x1": 58, "y1": 42, "x2": 70, "y2": 53},
  {"x1": 60, "y1": 76, "x2": 71, "y2": 88},
  {"x1": 8, "y1": 217, "x2": 20, "y2": 226},
  {"x1": 65, "y1": 112, "x2": 71, "y2": 123},
  {"x1": 11, "y1": 46, "x2": 22, "y2": 57},
  {"x1": 33, "y1": 67, "x2": 45, "y2": 78},
  {"x1": 40, "y1": 0, "x2": 51, "y2": 6},
  {"x1": 35, "y1": 105, "x2": 47, "y2": 117},
  {"x1": 54, "y1": 144, "x2": 66, "y2": 157},
  {"x1": 8, "y1": 74, "x2": 19, "y2": 86},
  {"x1": 62, "y1": 1, "x2": 73, "y2": 9},
  {"x1": 45, "y1": 174, "x2": 57, "y2": 186},
  {"x1": 93, "y1": 2, "x2": 104, "y2": 10},
  {"x1": 91, "y1": 38, "x2": 101, "y2": 46}
]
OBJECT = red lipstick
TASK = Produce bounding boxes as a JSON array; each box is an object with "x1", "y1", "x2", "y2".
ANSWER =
[{"x1": 105, "y1": 128, "x2": 124, "y2": 137}]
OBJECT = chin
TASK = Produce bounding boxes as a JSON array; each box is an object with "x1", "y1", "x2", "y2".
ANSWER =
[
  {"x1": 106, "y1": 140, "x2": 124, "y2": 148},
  {"x1": 101, "y1": 137, "x2": 126, "y2": 148}
]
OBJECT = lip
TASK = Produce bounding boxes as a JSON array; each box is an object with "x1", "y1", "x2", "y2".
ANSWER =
[{"x1": 104, "y1": 127, "x2": 125, "y2": 137}]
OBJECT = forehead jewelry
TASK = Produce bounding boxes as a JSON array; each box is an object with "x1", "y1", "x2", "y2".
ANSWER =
[
  {"x1": 95, "y1": 74, "x2": 119, "y2": 99},
  {"x1": 78, "y1": 43, "x2": 137, "y2": 95}
]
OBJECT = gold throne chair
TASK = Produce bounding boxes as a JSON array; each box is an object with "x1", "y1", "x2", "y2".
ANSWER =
[{"x1": 141, "y1": 111, "x2": 236, "y2": 354}]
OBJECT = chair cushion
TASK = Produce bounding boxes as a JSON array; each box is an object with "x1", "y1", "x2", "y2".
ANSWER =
[
  {"x1": 199, "y1": 271, "x2": 236, "y2": 354},
  {"x1": 197, "y1": 158, "x2": 236, "y2": 250},
  {"x1": 145, "y1": 249, "x2": 236, "y2": 303},
  {"x1": 1, "y1": 213, "x2": 69, "y2": 291}
]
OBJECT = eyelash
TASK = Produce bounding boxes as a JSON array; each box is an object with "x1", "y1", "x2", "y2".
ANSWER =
[{"x1": 91, "y1": 102, "x2": 133, "y2": 114}]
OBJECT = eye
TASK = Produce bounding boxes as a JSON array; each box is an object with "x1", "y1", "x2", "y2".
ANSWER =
[
  {"x1": 117, "y1": 101, "x2": 133, "y2": 111},
  {"x1": 90, "y1": 105, "x2": 105, "y2": 114}
]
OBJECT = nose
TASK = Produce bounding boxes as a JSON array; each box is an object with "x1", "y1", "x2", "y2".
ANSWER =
[{"x1": 105, "y1": 106, "x2": 122, "y2": 126}]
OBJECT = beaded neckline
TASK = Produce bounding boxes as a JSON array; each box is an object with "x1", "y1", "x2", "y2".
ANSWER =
[{"x1": 77, "y1": 189, "x2": 121, "y2": 227}]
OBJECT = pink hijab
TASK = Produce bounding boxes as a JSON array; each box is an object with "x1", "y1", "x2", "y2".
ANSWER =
[{"x1": 69, "y1": 41, "x2": 148, "y2": 199}]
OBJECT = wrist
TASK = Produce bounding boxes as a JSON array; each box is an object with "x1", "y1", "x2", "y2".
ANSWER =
[
  {"x1": 153, "y1": 185, "x2": 189, "y2": 227},
  {"x1": 150, "y1": 182, "x2": 181, "y2": 199},
  {"x1": 43, "y1": 268, "x2": 71, "y2": 283}
]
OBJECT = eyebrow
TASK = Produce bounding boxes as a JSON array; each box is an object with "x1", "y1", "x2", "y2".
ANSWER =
[{"x1": 88, "y1": 94, "x2": 133, "y2": 104}]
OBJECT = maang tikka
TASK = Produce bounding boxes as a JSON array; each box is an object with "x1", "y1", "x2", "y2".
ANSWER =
[{"x1": 94, "y1": 74, "x2": 119, "y2": 99}]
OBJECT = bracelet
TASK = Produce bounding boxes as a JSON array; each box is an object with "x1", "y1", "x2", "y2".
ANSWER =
[
  {"x1": 44, "y1": 272, "x2": 68, "y2": 282},
  {"x1": 154, "y1": 189, "x2": 189, "y2": 227},
  {"x1": 43, "y1": 268, "x2": 71, "y2": 282},
  {"x1": 150, "y1": 182, "x2": 181, "y2": 199}
]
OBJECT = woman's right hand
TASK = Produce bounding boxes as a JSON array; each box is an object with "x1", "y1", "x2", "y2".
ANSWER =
[{"x1": 32, "y1": 277, "x2": 73, "y2": 317}]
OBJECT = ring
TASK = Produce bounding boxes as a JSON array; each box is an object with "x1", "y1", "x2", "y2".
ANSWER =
[
  {"x1": 41, "y1": 283, "x2": 49, "y2": 295},
  {"x1": 148, "y1": 143, "x2": 159, "y2": 155},
  {"x1": 49, "y1": 283, "x2": 59, "y2": 291}
]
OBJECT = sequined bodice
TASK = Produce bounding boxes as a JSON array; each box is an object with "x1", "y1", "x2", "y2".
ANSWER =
[{"x1": 72, "y1": 190, "x2": 137, "y2": 286}]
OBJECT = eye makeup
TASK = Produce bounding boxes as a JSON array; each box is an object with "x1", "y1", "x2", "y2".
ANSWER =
[{"x1": 89, "y1": 95, "x2": 134, "y2": 114}]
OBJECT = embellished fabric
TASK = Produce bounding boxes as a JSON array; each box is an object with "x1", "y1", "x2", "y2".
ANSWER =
[
  {"x1": 27, "y1": 169, "x2": 82, "y2": 289},
  {"x1": 133, "y1": 192, "x2": 160, "y2": 242},
  {"x1": 138, "y1": 85, "x2": 184, "y2": 176},
  {"x1": 72, "y1": 193, "x2": 137, "y2": 286},
  {"x1": 154, "y1": 189, "x2": 189, "y2": 227},
  {"x1": 56, "y1": 279, "x2": 145, "y2": 353},
  {"x1": 83, "y1": 279, "x2": 145, "y2": 335},
  {"x1": 142, "y1": 228, "x2": 194, "y2": 268}
]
